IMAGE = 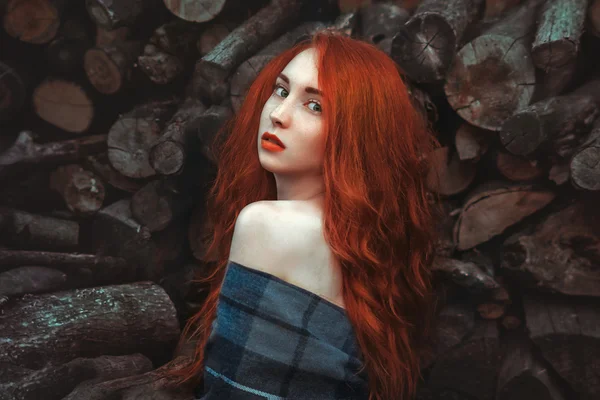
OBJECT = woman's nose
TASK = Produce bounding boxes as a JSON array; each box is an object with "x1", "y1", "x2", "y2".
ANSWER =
[{"x1": 270, "y1": 101, "x2": 291, "y2": 128}]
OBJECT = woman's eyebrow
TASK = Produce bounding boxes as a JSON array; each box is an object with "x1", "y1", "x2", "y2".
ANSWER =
[{"x1": 278, "y1": 73, "x2": 323, "y2": 96}]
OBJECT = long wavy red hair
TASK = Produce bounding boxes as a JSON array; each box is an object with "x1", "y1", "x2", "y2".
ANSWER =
[{"x1": 162, "y1": 30, "x2": 441, "y2": 400}]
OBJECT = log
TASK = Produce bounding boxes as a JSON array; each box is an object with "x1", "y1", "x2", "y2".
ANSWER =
[
  {"x1": 85, "y1": 0, "x2": 158, "y2": 30},
  {"x1": 0, "y1": 207, "x2": 79, "y2": 250},
  {"x1": 495, "y1": 151, "x2": 544, "y2": 181},
  {"x1": 193, "y1": 0, "x2": 307, "y2": 103},
  {"x1": 193, "y1": 104, "x2": 234, "y2": 165},
  {"x1": 95, "y1": 25, "x2": 129, "y2": 47},
  {"x1": 444, "y1": 0, "x2": 542, "y2": 131},
  {"x1": 130, "y1": 179, "x2": 194, "y2": 232},
  {"x1": 0, "y1": 61, "x2": 28, "y2": 121},
  {"x1": 454, "y1": 182, "x2": 556, "y2": 250},
  {"x1": 107, "y1": 98, "x2": 179, "y2": 179},
  {"x1": 428, "y1": 320, "x2": 503, "y2": 400},
  {"x1": 531, "y1": 59, "x2": 578, "y2": 101},
  {"x1": 82, "y1": 152, "x2": 146, "y2": 193},
  {"x1": 230, "y1": 21, "x2": 326, "y2": 113},
  {"x1": 358, "y1": 2, "x2": 409, "y2": 47},
  {"x1": 0, "y1": 354, "x2": 153, "y2": 400},
  {"x1": 454, "y1": 123, "x2": 490, "y2": 161},
  {"x1": 476, "y1": 302, "x2": 505, "y2": 319},
  {"x1": 390, "y1": 0, "x2": 485, "y2": 83},
  {"x1": 589, "y1": 0, "x2": 600, "y2": 37},
  {"x1": 523, "y1": 293, "x2": 600, "y2": 400},
  {"x1": 84, "y1": 41, "x2": 144, "y2": 95},
  {"x1": 163, "y1": 0, "x2": 227, "y2": 23},
  {"x1": 0, "y1": 266, "x2": 67, "y2": 298},
  {"x1": 32, "y1": 78, "x2": 96, "y2": 133},
  {"x1": 0, "y1": 249, "x2": 129, "y2": 278},
  {"x1": 148, "y1": 97, "x2": 206, "y2": 176},
  {"x1": 425, "y1": 146, "x2": 477, "y2": 196},
  {"x1": 484, "y1": 0, "x2": 522, "y2": 18},
  {"x1": 532, "y1": 0, "x2": 588, "y2": 71},
  {"x1": 548, "y1": 162, "x2": 571, "y2": 186},
  {"x1": 432, "y1": 256, "x2": 501, "y2": 294},
  {"x1": 0, "y1": 282, "x2": 180, "y2": 369},
  {"x1": 49, "y1": 164, "x2": 106, "y2": 215},
  {"x1": 501, "y1": 201, "x2": 600, "y2": 297},
  {"x1": 496, "y1": 333, "x2": 568, "y2": 400},
  {"x1": 45, "y1": 16, "x2": 94, "y2": 75},
  {"x1": 499, "y1": 91, "x2": 599, "y2": 158},
  {"x1": 570, "y1": 118, "x2": 600, "y2": 191},
  {"x1": 2, "y1": 0, "x2": 67, "y2": 44},
  {"x1": 197, "y1": 22, "x2": 235, "y2": 57},
  {"x1": 406, "y1": 81, "x2": 439, "y2": 124},
  {"x1": 501, "y1": 315, "x2": 521, "y2": 330}
]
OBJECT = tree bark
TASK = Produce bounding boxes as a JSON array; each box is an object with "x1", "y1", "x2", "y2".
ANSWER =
[
  {"x1": 0, "y1": 265, "x2": 67, "y2": 298},
  {"x1": 570, "y1": 118, "x2": 600, "y2": 191}
]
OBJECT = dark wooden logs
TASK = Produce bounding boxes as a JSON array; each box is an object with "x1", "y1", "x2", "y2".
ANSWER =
[
  {"x1": 425, "y1": 146, "x2": 477, "y2": 196},
  {"x1": 501, "y1": 201, "x2": 600, "y2": 297},
  {"x1": 523, "y1": 293, "x2": 600, "y2": 400},
  {"x1": 531, "y1": 0, "x2": 588, "y2": 71},
  {"x1": 358, "y1": 2, "x2": 409, "y2": 49},
  {"x1": 0, "y1": 282, "x2": 180, "y2": 369},
  {"x1": 82, "y1": 152, "x2": 146, "y2": 193},
  {"x1": 570, "y1": 118, "x2": 600, "y2": 191},
  {"x1": 2, "y1": 0, "x2": 67, "y2": 44},
  {"x1": 49, "y1": 164, "x2": 105, "y2": 215},
  {"x1": 455, "y1": 123, "x2": 490, "y2": 161},
  {"x1": 193, "y1": 104, "x2": 233, "y2": 165},
  {"x1": 85, "y1": 0, "x2": 157, "y2": 30},
  {"x1": 444, "y1": 0, "x2": 542, "y2": 131},
  {"x1": 0, "y1": 266, "x2": 67, "y2": 298},
  {"x1": 45, "y1": 16, "x2": 94, "y2": 75},
  {"x1": 484, "y1": 0, "x2": 523, "y2": 18},
  {"x1": 496, "y1": 333, "x2": 567, "y2": 400},
  {"x1": 432, "y1": 256, "x2": 501, "y2": 294},
  {"x1": 163, "y1": 0, "x2": 227, "y2": 23},
  {"x1": 589, "y1": 0, "x2": 600, "y2": 37},
  {"x1": 453, "y1": 183, "x2": 556, "y2": 250},
  {"x1": 107, "y1": 98, "x2": 179, "y2": 179},
  {"x1": 32, "y1": 78, "x2": 96, "y2": 133},
  {"x1": 197, "y1": 22, "x2": 235, "y2": 57},
  {"x1": 499, "y1": 91, "x2": 599, "y2": 158},
  {"x1": 0, "y1": 61, "x2": 28, "y2": 121},
  {"x1": 84, "y1": 41, "x2": 144, "y2": 95},
  {"x1": 193, "y1": 0, "x2": 307, "y2": 103},
  {"x1": 95, "y1": 25, "x2": 129, "y2": 47},
  {"x1": 0, "y1": 207, "x2": 79, "y2": 250},
  {"x1": 390, "y1": 0, "x2": 485, "y2": 83},
  {"x1": 148, "y1": 97, "x2": 206, "y2": 176},
  {"x1": 495, "y1": 151, "x2": 544, "y2": 181}
]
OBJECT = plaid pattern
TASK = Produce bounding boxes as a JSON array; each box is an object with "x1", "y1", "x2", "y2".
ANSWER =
[{"x1": 195, "y1": 261, "x2": 369, "y2": 399}]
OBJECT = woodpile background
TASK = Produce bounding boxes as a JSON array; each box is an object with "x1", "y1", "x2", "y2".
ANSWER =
[{"x1": 1, "y1": 0, "x2": 599, "y2": 399}]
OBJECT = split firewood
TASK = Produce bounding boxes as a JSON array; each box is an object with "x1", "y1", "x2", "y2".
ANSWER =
[
  {"x1": 391, "y1": 0, "x2": 485, "y2": 83},
  {"x1": 107, "y1": 97, "x2": 179, "y2": 179},
  {"x1": 420, "y1": 301, "x2": 475, "y2": 369},
  {"x1": 455, "y1": 123, "x2": 490, "y2": 161},
  {"x1": 138, "y1": 20, "x2": 204, "y2": 85},
  {"x1": 523, "y1": 293, "x2": 600, "y2": 399},
  {"x1": 499, "y1": 88, "x2": 599, "y2": 158},
  {"x1": 82, "y1": 152, "x2": 146, "y2": 193},
  {"x1": 432, "y1": 256, "x2": 501, "y2": 294},
  {"x1": 2, "y1": 0, "x2": 67, "y2": 44},
  {"x1": 32, "y1": 78, "x2": 97, "y2": 133},
  {"x1": 589, "y1": 0, "x2": 600, "y2": 37},
  {"x1": 358, "y1": 2, "x2": 409, "y2": 50},
  {"x1": 49, "y1": 164, "x2": 105, "y2": 215},
  {"x1": 0, "y1": 354, "x2": 153, "y2": 400},
  {"x1": 532, "y1": 0, "x2": 588, "y2": 71},
  {"x1": 0, "y1": 207, "x2": 79, "y2": 250},
  {"x1": 454, "y1": 182, "x2": 556, "y2": 250},
  {"x1": 130, "y1": 179, "x2": 195, "y2": 232},
  {"x1": 484, "y1": 0, "x2": 522, "y2": 19},
  {"x1": 496, "y1": 333, "x2": 567, "y2": 400},
  {"x1": 95, "y1": 26, "x2": 129, "y2": 47},
  {"x1": 84, "y1": 41, "x2": 144, "y2": 95},
  {"x1": 85, "y1": 0, "x2": 160, "y2": 30},
  {"x1": 0, "y1": 282, "x2": 180, "y2": 369},
  {"x1": 45, "y1": 15, "x2": 94, "y2": 75},
  {"x1": 444, "y1": 0, "x2": 542, "y2": 131},
  {"x1": 0, "y1": 131, "x2": 107, "y2": 179},
  {"x1": 0, "y1": 249, "x2": 129, "y2": 278},
  {"x1": 428, "y1": 320, "x2": 503, "y2": 400},
  {"x1": 193, "y1": 0, "x2": 308, "y2": 103},
  {"x1": 570, "y1": 118, "x2": 600, "y2": 191},
  {"x1": 193, "y1": 104, "x2": 234, "y2": 165},
  {"x1": 501, "y1": 200, "x2": 600, "y2": 297},
  {"x1": 230, "y1": 21, "x2": 326, "y2": 113},
  {"x1": 495, "y1": 151, "x2": 544, "y2": 181},
  {"x1": 0, "y1": 266, "x2": 67, "y2": 298},
  {"x1": 0, "y1": 60, "x2": 28, "y2": 121},
  {"x1": 425, "y1": 146, "x2": 477, "y2": 196},
  {"x1": 148, "y1": 97, "x2": 206, "y2": 176}
]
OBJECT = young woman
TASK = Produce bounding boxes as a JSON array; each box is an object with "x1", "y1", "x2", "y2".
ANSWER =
[{"x1": 163, "y1": 29, "x2": 441, "y2": 400}]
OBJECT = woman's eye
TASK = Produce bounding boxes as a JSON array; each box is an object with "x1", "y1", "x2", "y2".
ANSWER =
[
  {"x1": 308, "y1": 101, "x2": 322, "y2": 113},
  {"x1": 274, "y1": 84, "x2": 322, "y2": 113},
  {"x1": 275, "y1": 85, "x2": 288, "y2": 97}
]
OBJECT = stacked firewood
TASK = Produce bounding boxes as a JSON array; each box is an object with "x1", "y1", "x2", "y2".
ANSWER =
[{"x1": 0, "y1": 1, "x2": 599, "y2": 399}]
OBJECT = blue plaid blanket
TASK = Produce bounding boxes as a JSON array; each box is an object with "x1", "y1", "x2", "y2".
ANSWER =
[{"x1": 195, "y1": 260, "x2": 369, "y2": 399}]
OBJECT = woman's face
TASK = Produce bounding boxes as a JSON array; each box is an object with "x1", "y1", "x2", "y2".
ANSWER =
[{"x1": 257, "y1": 48, "x2": 325, "y2": 176}]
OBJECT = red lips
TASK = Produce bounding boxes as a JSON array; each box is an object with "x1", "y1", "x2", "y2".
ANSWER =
[{"x1": 261, "y1": 132, "x2": 285, "y2": 148}]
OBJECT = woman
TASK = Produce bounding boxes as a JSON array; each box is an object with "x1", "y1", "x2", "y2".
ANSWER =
[{"x1": 163, "y1": 29, "x2": 441, "y2": 400}]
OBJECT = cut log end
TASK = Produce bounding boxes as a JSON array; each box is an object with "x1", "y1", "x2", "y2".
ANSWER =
[
  {"x1": 3, "y1": 0, "x2": 61, "y2": 44},
  {"x1": 500, "y1": 112, "x2": 542, "y2": 156},
  {"x1": 532, "y1": 40, "x2": 577, "y2": 71},
  {"x1": 570, "y1": 147, "x2": 600, "y2": 191},
  {"x1": 149, "y1": 141, "x2": 186, "y2": 176},
  {"x1": 85, "y1": 0, "x2": 114, "y2": 29},
  {"x1": 163, "y1": 0, "x2": 226, "y2": 23},
  {"x1": 84, "y1": 48, "x2": 122, "y2": 95},
  {"x1": 32, "y1": 80, "x2": 94, "y2": 134}
]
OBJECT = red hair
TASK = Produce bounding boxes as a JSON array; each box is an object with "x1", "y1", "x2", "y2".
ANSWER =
[{"x1": 162, "y1": 30, "x2": 441, "y2": 400}]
